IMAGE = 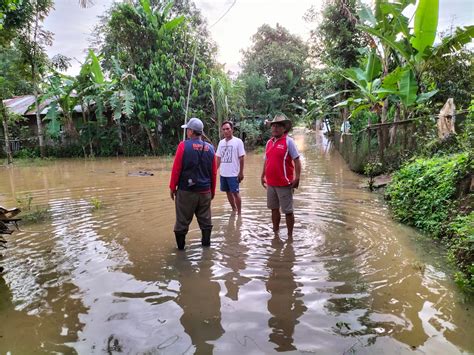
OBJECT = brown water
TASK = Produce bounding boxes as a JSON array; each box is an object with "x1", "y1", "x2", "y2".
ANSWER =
[{"x1": 0, "y1": 130, "x2": 473, "y2": 354}]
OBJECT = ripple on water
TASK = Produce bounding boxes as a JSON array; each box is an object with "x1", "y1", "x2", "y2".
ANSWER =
[{"x1": 0, "y1": 137, "x2": 473, "y2": 353}]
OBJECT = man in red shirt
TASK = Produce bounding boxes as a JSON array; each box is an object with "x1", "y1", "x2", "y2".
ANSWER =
[
  {"x1": 261, "y1": 114, "x2": 301, "y2": 240},
  {"x1": 169, "y1": 118, "x2": 217, "y2": 249}
]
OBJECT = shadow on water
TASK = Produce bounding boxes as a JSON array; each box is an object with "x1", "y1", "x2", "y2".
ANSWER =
[
  {"x1": 0, "y1": 130, "x2": 473, "y2": 353},
  {"x1": 266, "y1": 238, "x2": 307, "y2": 351},
  {"x1": 173, "y1": 248, "x2": 224, "y2": 354}
]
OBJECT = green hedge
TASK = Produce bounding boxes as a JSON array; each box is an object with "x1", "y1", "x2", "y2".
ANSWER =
[{"x1": 386, "y1": 152, "x2": 473, "y2": 293}]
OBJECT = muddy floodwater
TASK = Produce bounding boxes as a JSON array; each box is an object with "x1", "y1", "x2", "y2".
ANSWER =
[{"x1": 0, "y1": 130, "x2": 473, "y2": 354}]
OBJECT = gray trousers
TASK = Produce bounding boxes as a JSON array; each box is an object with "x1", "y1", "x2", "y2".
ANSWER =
[{"x1": 174, "y1": 190, "x2": 212, "y2": 234}]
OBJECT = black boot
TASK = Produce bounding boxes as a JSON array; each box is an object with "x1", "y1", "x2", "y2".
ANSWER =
[
  {"x1": 174, "y1": 232, "x2": 186, "y2": 250},
  {"x1": 201, "y1": 229, "x2": 211, "y2": 247}
]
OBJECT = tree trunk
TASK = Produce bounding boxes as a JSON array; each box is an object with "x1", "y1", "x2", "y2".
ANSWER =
[
  {"x1": 33, "y1": 86, "x2": 45, "y2": 157},
  {"x1": 381, "y1": 99, "x2": 389, "y2": 147},
  {"x1": 143, "y1": 124, "x2": 156, "y2": 154},
  {"x1": 64, "y1": 112, "x2": 79, "y2": 140},
  {"x1": 117, "y1": 117, "x2": 123, "y2": 150},
  {"x1": 155, "y1": 117, "x2": 162, "y2": 151},
  {"x1": 1, "y1": 100, "x2": 13, "y2": 164},
  {"x1": 32, "y1": 7, "x2": 45, "y2": 158},
  {"x1": 381, "y1": 98, "x2": 388, "y2": 123},
  {"x1": 389, "y1": 103, "x2": 400, "y2": 145}
]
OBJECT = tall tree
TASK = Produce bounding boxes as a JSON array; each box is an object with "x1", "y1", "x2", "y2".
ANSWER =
[
  {"x1": 97, "y1": 0, "x2": 216, "y2": 153},
  {"x1": 306, "y1": 0, "x2": 363, "y2": 68},
  {"x1": 3, "y1": 0, "x2": 54, "y2": 157},
  {"x1": 304, "y1": 0, "x2": 364, "y2": 129},
  {"x1": 240, "y1": 24, "x2": 309, "y2": 116},
  {"x1": 0, "y1": 45, "x2": 31, "y2": 163}
]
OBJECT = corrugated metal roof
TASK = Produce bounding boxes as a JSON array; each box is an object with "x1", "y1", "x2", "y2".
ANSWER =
[
  {"x1": 3, "y1": 95, "x2": 35, "y2": 115},
  {"x1": 3, "y1": 95, "x2": 50, "y2": 115},
  {"x1": 2, "y1": 95, "x2": 85, "y2": 116}
]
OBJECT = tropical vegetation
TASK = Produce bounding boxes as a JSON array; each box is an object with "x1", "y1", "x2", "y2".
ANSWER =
[{"x1": 0, "y1": 0, "x2": 472, "y2": 292}]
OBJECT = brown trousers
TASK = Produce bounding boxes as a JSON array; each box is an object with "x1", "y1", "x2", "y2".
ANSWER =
[{"x1": 174, "y1": 190, "x2": 212, "y2": 234}]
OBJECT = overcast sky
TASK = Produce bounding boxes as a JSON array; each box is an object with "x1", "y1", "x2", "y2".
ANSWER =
[{"x1": 44, "y1": 0, "x2": 474, "y2": 75}]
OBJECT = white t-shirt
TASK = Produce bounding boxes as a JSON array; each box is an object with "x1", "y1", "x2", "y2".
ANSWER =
[{"x1": 216, "y1": 137, "x2": 246, "y2": 177}]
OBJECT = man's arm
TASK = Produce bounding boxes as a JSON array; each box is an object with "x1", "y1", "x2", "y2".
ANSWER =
[
  {"x1": 292, "y1": 157, "x2": 301, "y2": 189},
  {"x1": 238, "y1": 156, "x2": 244, "y2": 182},
  {"x1": 215, "y1": 141, "x2": 222, "y2": 171},
  {"x1": 211, "y1": 155, "x2": 217, "y2": 199},
  {"x1": 238, "y1": 139, "x2": 245, "y2": 182},
  {"x1": 169, "y1": 142, "x2": 184, "y2": 200},
  {"x1": 261, "y1": 159, "x2": 267, "y2": 189}
]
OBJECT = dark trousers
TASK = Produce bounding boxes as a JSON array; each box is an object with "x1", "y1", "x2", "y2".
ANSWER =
[{"x1": 174, "y1": 190, "x2": 212, "y2": 234}]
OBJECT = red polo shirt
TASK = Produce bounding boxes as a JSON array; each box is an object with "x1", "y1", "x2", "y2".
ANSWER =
[{"x1": 264, "y1": 134, "x2": 299, "y2": 186}]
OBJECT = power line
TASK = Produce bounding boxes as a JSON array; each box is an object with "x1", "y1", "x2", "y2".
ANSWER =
[
  {"x1": 209, "y1": 0, "x2": 237, "y2": 29},
  {"x1": 183, "y1": 0, "x2": 238, "y2": 140}
]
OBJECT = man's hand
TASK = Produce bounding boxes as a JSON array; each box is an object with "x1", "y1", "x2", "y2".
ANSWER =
[
  {"x1": 238, "y1": 173, "x2": 244, "y2": 183},
  {"x1": 170, "y1": 189, "x2": 176, "y2": 200},
  {"x1": 292, "y1": 178, "x2": 300, "y2": 189},
  {"x1": 261, "y1": 176, "x2": 267, "y2": 189}
]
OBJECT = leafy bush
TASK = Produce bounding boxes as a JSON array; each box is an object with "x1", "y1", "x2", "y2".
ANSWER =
[
  {"x1": 423, "y1": 134, "x2": 463, "y2": 157},
  {"x1": 46, "y1": 144, "x2": 84, "y2": 158},
  {"x1": 16, "y1": 194, "x2": 51, "y2": 224},
  {"x1": 14, "y1": 147, "x2": 40, "y2": 159},
  {"x1": 90, "y1": 197, "x2": 103, "y2": 211},
  {"x1": 386, "y1": 152, "x2": 471, "y2": 236},
  {"x1": 238, "y1": 119, "x2": 270, "y2": 150},
  {"x1": 446, "y1": 212, "x2": 474, "y2": 293},
  {"x1": 21, "y1": 207, "x2": 51, "y2": 224},
  {"x1": 386, "y1": 152, "x2": 473, "y2": 293}
]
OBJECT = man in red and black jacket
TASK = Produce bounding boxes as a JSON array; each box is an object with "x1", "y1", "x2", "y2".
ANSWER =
[{"x1": 169, "y1": 117, "x2": 217, "y2": 250}]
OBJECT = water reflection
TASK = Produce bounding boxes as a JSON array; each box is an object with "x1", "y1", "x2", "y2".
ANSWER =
[
  {"x1": 0, "y1": 134, "x2": 473, "y2": 354},
  {"x1": 266, "y1": 238, "x2": 307, "y2": 351},
  {"x1": 221, "y1": 214, "x2": 250, "y2": 301},
  {"x1": 174, "y1": 250, "x2": 224, "y2": 354}
]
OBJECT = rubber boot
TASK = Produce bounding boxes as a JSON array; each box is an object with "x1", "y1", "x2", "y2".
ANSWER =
[
  {"x1": 201, "y1": 229, "x2": 211, "y2": 247},
  {"x1": 174, "y1": 232, "x2": 186, "y2": 250}
]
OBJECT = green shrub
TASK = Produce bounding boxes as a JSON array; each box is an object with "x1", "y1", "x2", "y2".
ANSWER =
[
  {"x1": 21, "y1": 207, "x2": 51, "y2": 224},
  {"x1": 14, "y1": 147, "x2": 40, "y2": 159},
  {"x1": 447, "y1": 212, "x2": 474, "y2": 293},
  {"x1": 239, "y1": 119, "x2": 269, "y2": 150},
  {"x1": 423, "y1": 134, "x2": 463, "y2": 157},
  {"x1": 386, "y1": 152, "x2": 473, "y2": 293},
  {"x1": 16, "y1": 194, "x2": 51, "y2": 224},
  {"x1": 386, "y1": 152, "x2": 471, "y2": 237},
  {"x1": 90, "y1": 197, "x2": 103, "y2": 211}
]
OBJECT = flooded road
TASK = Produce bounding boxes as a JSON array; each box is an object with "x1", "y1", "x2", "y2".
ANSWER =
[{"x1": 1, "y1": 130, "x2": 473, "y2": 354}]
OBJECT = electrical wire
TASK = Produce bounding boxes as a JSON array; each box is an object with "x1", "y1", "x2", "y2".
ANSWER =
[
  {"x1": 209, "y1": 0, "x2": 237, "y2": 29},
  {"x1": 183, "y1": 0, "x2": 238, "y2": 140}
]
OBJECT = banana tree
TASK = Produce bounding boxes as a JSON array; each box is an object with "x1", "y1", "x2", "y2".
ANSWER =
[
  {"x1": 358, "y1": 0, "x2": 473, "y2": 80},
  {"x1": 332, "y1": 48, "x2": 384, "y2": 125},
  {"x1": 40, "y1": 73, "x2": 80, "y2": 140},
  {"x1": 78, "y1": 50, "x2": 135, "y2": 154}
]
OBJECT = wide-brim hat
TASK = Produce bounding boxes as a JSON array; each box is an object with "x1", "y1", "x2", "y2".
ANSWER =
[{"x1": 268, "y1": 114, "x2": 292, "y2": 131}]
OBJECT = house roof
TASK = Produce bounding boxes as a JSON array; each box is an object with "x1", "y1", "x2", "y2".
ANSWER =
[
  {"x1": 3, "y1": 95, "x2": 50, "y2": 116},
  {"x1": 3, "y1": 95, "x2": 84, "y2": 116}
]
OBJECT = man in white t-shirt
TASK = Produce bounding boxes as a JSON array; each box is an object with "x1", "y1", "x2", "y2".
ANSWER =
[{"x1": 216, "y1": 121, "x2": 246, "y2": 214}]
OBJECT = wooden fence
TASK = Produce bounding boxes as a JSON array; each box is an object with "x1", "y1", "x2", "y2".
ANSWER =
[{"x1": 333, "y1": 119, "x2": 419, "y2": 173}]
